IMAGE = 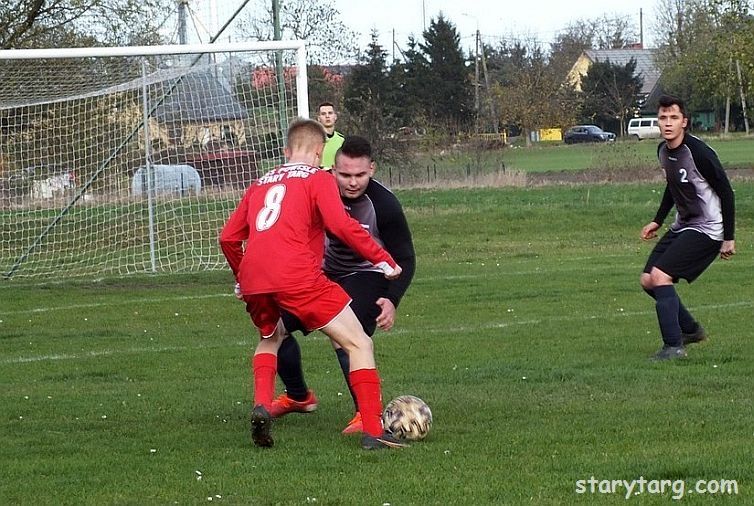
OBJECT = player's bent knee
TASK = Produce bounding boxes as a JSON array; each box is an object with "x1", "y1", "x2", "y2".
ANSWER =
[
  {"x1": 351, "y1": 333, "x2": 374, "y2": 354},
  {"x1": 334, "y1": 331, "x2": 372, "y2": 355},
  {"x1": 649, "y1": 267, "x2": 672, "y2": 286},
  {"x1": 640, "y1": 273, "x2": 653, "y2": 290}
]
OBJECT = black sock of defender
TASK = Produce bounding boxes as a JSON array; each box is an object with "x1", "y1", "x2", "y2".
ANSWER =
[
  {"x1": 677, "y1": 301, "x2": 698, "y2": 334},
  {"x1": 276, "y1": 335, "x2": 309, "y2": 401},
  {"x1": 654, "y1": 285, "x2": 682, "y2": 347},
  {"x1": 646, "y1": 287, "x2": 698, "y2": 334},
  {"x1": 335, "y1": 348, "x2": 358, "y2": 411}
]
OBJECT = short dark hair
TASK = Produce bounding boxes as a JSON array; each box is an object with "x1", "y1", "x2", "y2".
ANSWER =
[
  {"x1": 336, "y1": 135, "x2": 372, "y2": 162},
  {"x1": 318, "y1": 101, "x2": 336, "y2": 111},
  {"x1": 658, "y1": 94, "x2": 687, "y2": 118}
]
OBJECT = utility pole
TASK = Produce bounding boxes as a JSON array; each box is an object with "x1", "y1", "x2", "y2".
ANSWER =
[
  {"x1": 272, "y1": 0, "x2": 281, "y2": 41},
  {"x1": 178, "y1": 0, "x2": 189, "y2": 45},
  {"x1": 474, "y1": 29, "x2": 480, "y2": 133},
  {"x1": 639, "y1": 8, "x2": 644, "y2": 48},
  {"x1": 272, "y1": 0, "x2": 287, "y2": 156},
  {"x1": 479, "y1": 37, "x2": 496, "y2": 133}
]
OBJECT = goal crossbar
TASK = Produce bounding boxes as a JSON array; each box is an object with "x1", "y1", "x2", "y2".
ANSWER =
[{"x1": 0, "y1": 41, "x2": 309, "y2": 116}]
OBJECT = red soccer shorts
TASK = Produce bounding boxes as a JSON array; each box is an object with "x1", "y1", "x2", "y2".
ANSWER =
[{"x1": 244, "y1": 273, "x2": 352, "y2": 338}]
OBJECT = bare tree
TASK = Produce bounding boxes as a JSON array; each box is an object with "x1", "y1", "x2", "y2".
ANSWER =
[
  {"x1": 549, "y1": 14, "x2": 640, "y2": 82},
  {"x1": 653, "y1": 0, "x2": 754, "y2": 132},
  {"x1": 494, "y1": 45, "x2": 580, "y2": 146},
  {"x1": 0, "y1": 0, "x2": 174, "y2": 49},
  {"x1": 236, "y1": 0, "x2": 359, "y2": 65},
  {"x1": 590, "y1": 14, "x2": 638, "y2": 49}
]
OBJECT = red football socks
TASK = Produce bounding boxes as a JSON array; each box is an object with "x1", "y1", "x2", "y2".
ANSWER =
[
  {"x1": 252, "y1": 353, "x2": 277, "y2": 409},
  {"x1": 349, "y1": 368, "x2": 383, "y2": 437}
]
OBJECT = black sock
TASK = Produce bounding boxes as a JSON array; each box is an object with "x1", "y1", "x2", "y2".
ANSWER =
[
  {"x1": 654, "y1": 285, "x2": 682, "y2": 347},
  {"x1": 646, "y1": 287, "x2": 697, "y2": 334},
  {"x1": 335, "y1": 348, "x2": 358, "y2": 411},
  {"x1": 677, "y1": 301, "x2": 698, "y2": 334},
  {"x1": 277, "y1": 335, "x2": 309, "y2": 401}
]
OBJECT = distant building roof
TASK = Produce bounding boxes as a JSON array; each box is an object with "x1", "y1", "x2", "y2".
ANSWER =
[
  {"x1": 568, "y1": 48, "x2": 661, "y2": 96},
  {"x1": 152, "y1": 72, "x2": 248, "y2": 124}
]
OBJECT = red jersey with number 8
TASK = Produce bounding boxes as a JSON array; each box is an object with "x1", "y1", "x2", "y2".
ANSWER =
[{"x1": 220, "y1": 163, "x2": 397, "y2": 294}]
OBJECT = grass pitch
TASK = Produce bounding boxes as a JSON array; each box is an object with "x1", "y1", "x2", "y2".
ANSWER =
[
  {"x1": 1, "y1": 182, "x2": 752, "y2": 504},
  {"x1": 402, "y1": 136, "x2": 754, "y2": 180}
]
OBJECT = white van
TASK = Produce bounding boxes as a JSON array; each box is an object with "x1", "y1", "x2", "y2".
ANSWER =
[{"x1": 627, "y1": 117, "x2": 661, "y2": 140}]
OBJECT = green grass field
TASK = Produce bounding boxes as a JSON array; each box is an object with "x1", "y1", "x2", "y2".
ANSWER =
[
  {"x1": 401, "y1": 137, "x2": 754, "y2": 180},
  {"x1": 502, "y1": 135, "x2": 754, "y2": 172},
  {"x1": 2, "y1": 182, "x2": 752, "y2": 504}
]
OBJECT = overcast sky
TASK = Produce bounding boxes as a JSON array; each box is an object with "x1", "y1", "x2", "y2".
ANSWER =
[
  {"x1": 333, "y1": 0, "x2": 659, "y2": 53},
  {"x1": 195, "y1": 0, "x2": 660, "y2": 54}
]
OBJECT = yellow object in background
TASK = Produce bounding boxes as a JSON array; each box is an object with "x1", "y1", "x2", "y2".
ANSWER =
[{"x1": 539, "y1": 128, "x2": 563, "y2": 141}]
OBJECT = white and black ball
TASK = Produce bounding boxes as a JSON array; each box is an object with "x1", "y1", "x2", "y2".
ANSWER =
[{"x1": 382, "y1": 395, "x2": 432, "y2": 441}]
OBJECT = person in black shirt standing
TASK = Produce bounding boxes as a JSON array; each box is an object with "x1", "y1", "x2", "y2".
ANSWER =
[
  {"x1": 269, "y1": 136, "x2": 416, "y2": 433},
  {"x1": 640, "y1": 95, "x2": 735, "y2": 361}
]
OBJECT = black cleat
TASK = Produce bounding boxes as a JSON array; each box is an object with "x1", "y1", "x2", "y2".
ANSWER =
[
  {"x1": 650, "y1": 345, "x2": 688, "y2": 362},
  {"x1": 361, "y1": 431, "x2": 410, "y2": 450},
  {"x1": 682, "y1": 325, "x2": 707, "y2": 345},
  {"x1": 251, "y1": 405, "x2": 274, "y2": 448}
]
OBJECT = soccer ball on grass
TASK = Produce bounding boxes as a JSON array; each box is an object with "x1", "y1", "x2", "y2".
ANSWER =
[{"x1": 382, "y1": 395, "x2": 432, "y2": 441}]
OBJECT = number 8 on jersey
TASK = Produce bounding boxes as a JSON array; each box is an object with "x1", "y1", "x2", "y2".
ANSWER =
[{"x1": 256, "y1": 184, "x2": 286, "y2": 231}]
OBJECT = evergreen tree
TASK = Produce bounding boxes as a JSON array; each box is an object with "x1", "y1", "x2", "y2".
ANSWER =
[
  {"x1": 580, "y1": 58, "x2": 643, "y2": 135},
  {"x1": 390, "y1": 36, "x2": 430, "y2": 127},
  {"x1": 344, "y1": 32, "x2": 390, "y2": 115},
  {"x1": 342, "y1": 32, "x2": 400, "y2": 159},
  {"x1": 417, "y1": 15, "x2": 473, "y2": 132}
]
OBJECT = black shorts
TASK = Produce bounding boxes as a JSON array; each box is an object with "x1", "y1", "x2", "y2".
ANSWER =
[
  {"x1": 643, "y1": 229, "x2": 721, "y2": 283},
  {"x1": 281, "y1": 271, "x2": 389, "y2": 337}
]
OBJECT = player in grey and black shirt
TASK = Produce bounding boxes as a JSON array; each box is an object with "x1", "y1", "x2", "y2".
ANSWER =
[
  {"x1": 270, "y1": 136, "x2": 416, "y2": 434},
  {"x1": 640, "y1": 94, "x2": 735, "y2": 361}
]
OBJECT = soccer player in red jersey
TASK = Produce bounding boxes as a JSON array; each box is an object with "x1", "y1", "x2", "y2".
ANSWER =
[
  {"x1": 269, "y1": 136, "x2": 416, "y2": 435},
  {"x1": 219, "y1": 118, "x2": 407, "y2": 450}
]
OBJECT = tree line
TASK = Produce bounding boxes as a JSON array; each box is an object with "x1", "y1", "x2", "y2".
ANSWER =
[
  {"x1": 300, "y1": 0, "x2": 754, "y2": 147},
  {"x1": 3, "y1": 0, "x2": 753, "y2": 146}
]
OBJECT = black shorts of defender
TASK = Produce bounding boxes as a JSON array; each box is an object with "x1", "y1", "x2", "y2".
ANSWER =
[
  {"x1": 643, "y1": 229, "x2": 721, "y2": 283},
  {"x1": 281, "y1": 271, "x2": 390, "y2": 337}
]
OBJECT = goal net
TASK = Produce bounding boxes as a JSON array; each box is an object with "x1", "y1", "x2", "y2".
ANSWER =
[{"x1": 0, "y1": 41, "x2": 308, "y2": 280}]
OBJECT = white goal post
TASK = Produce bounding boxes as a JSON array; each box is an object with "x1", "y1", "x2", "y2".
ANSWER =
[{"x1": 0, "y1": 41, "x2": 309, "y2": 280}]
